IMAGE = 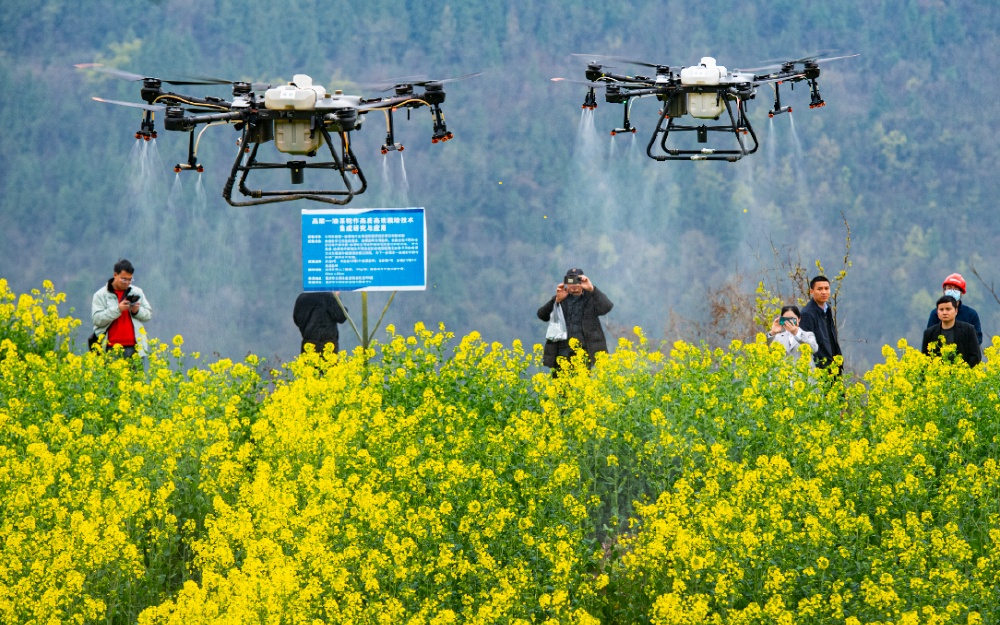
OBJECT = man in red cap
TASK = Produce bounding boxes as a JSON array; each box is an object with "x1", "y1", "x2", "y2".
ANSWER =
[{"x1": 925, "y1": 273, "x2": 982, "y2": 345}]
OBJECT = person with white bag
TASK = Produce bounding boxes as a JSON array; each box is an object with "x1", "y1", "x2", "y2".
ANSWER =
[{"x1": 537, "y1": 268, "x2": 614, "y2": 375}]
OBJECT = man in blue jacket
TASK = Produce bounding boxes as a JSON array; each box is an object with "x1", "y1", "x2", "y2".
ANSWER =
[{"x1": 798, "y1": 275, "x2": 842, "y2": 372}]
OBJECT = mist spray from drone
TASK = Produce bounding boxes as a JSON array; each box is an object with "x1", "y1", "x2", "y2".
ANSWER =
[
  {"x1": 124, "y1": 139, "x2": 168, "y2": 265},
  {"x1": 380, "y1": 152, "x2": 411, "y2": 206}
]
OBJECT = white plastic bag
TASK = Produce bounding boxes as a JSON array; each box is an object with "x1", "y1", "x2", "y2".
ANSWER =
[{"x1": 546, "y1": 302, "x2": 568, "y2": 341}]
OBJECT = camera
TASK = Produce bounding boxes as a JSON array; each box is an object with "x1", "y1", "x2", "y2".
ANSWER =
[
  {"x1": 779, "y1": 317, "x2": 796, "y2": 325},
  {"x1": 125, "y1": 294, "x2": 140, "y2": 304},
  {"x1": 564, "y1": 276, "x2": 581, "y2": 285}
]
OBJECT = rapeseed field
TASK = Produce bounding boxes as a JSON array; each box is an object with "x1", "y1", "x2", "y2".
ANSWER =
[{"x1": 2, "y1": 278, "x2": 998, "y2": 624}]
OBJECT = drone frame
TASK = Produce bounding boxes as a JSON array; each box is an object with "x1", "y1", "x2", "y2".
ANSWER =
[
  {"x1": 564, "y1": 53, "x2": 856, "y2": 163},
  {"x1": 82, "y1": 66, "x2": 476, "y2": 207},
  {"x1": 647, "y1": 90, "x2": 759, "y2": 162}
]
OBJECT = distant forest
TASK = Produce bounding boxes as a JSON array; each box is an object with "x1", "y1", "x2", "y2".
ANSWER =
[{"x1": 3, "y1": 0, "x2": 1000, "y2": 370}]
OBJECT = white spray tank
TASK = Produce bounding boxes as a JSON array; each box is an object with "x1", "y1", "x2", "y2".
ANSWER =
[
  {"x1": 680, "y1": 57, "x2": 727, "y2": 119},
  {"x1": 264, "y1": 74, "x2": 328, "y2": 154}
]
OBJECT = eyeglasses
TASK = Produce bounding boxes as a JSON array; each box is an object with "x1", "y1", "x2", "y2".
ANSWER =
[{"x1": 116, "y1": 276, "x2": 133, "y2": 283}]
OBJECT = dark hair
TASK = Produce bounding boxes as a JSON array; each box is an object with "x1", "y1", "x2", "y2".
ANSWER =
[
  {"x1": 114, "y1": 258, "x2": 134, "y2": 274},
  {"x1": 809, "y1": 275, "x2": 831, "y2": 289},
  {"x1": 780, "y1": 305, "x2": 801, "y2": 319},
  {"x1": 936, "y1": 295, "x2": 958, "y2": 308}
]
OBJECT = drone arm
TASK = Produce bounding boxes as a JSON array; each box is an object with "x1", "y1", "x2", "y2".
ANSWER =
[
  {"x1": 164, "y1": 110, "x2": 246, "y2": 132},
  {"x1": 586, "y1": 70, "x2": 655, "y2": 86},
  {"x1": 612, "y1": 87, "x2": 660, "y2": 98},
  {"x1": 361, "y1": 96, "x2": 428, "y2": 112},
  {"x1": 153, "y1": 92, "x2": 231, "y2": 111}
]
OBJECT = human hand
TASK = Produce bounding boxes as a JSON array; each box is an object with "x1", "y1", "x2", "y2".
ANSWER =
[
  {"x1": 784, "y1": 317, "x2": 800, "y2": 335},
  {"x1": 118, "y1": 299, "x2": 131, "y2": 313},
  {"x1": 769, "y1": 317, "x2": 782, "y2": 335},
  {"x1": 580, "y1": 275, "x2": 594, "y2": 291},
  {"x1": 555, "y1": 284, "x2": 568, "y2": 302}
]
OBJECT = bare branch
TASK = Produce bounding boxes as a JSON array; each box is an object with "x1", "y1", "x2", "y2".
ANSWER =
[{"x1": 969, "y1": 262, "x2": 1000, "y2": 307}]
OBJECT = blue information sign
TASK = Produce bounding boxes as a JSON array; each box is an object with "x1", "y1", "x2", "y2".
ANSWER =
[{"x1": 302, "y1": 208, "x2": 426, "y2": 291}]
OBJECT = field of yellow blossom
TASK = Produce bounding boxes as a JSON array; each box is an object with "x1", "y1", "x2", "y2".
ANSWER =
[{"x1": 3, "y1": 278, "x2": 1000, "y2": 624}]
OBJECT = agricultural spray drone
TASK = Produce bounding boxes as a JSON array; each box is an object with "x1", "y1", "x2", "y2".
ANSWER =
[
  {"x1": 77, "y1": 64, "x2": 479, "y2": 206},
  {"x1": 553, "y1": 52, "x2": 857, "y2": 162}
]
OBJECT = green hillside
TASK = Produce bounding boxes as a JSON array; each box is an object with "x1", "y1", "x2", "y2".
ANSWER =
[{"x1": 2, "y1": 0, "x2": 1000, "y2": 369}]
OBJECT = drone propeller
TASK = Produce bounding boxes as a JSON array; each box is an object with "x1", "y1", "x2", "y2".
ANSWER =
[
  {"x1": 411, "y1": 72, "x2": 483, "y2": 87},
  {"x1": 372, "y1": 72, "x2": 481, "y2": 93},
  {"x1": 550, "y1": 77, "x2": 648, "y2": 88},
  {"x1": 571, "y1": 53, "x2": 678, "y2": 70},
  {"x1": 74, "y1": 63, "x2": 225, "y2": 86},
  {"x1": 185, "y1": 75, "x2": 273, "y2": 92},
  {"x1": 737, "y1": 52, "x2": 859, "y2": 73},
  {"x1": 356, "y1": 75, "x2": 431, "y2": 91},
  {"x1": 92, "y1": 97, "x2": 166, "y2": 112}
]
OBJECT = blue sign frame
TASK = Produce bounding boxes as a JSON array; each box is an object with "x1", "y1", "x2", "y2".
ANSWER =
[{"x1": 302, "y1": 207, "x2": 426, "y2": 291}]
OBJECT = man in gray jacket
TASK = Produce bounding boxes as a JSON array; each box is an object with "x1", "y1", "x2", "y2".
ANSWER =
[
  {"x1": 91, "y1": 259, "x2": 153, "y2": 357},
  {"x1": 537, "y1": 268, "x2": 614, "y2": 374}
]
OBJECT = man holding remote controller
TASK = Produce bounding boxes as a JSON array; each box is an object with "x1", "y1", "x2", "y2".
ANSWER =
[{"x1": 91, "y1": 258, "x2": 153, "y2": 358}]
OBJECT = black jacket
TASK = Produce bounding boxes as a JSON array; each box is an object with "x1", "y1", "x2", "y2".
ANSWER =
[
  {"x1": 926, "y1": 301, "x2": 982, "y2": 345},
  {"x1": 922, "y1": 321, "x2": 981, "y2": 367},
  {"x1": 798, "y1": 299, "x2": 842, "y2": 369},
  {"x1": 293, "y1": 292, "x2": 348, "y2": 352},
  {"x1": 537, "y1": 287, "x2": 614, "y2": 367}
]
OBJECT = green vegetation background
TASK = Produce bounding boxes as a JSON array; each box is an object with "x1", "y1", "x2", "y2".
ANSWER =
[{"x1": 2, "y1": 0, "x2": 999, "y2": 368}]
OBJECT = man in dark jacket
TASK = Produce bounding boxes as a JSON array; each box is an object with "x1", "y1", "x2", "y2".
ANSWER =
[
  {"x1": 293, "y1": 291, "x2": 348, "y2": 355},
  {"x1": 798, "y1": 275, "x2": 843, "y2": 372},
  {"x1": 537, "y1": 268, "x2": 614, "y2": 374},
  {"x1": 925, "y1": 273, "x2": 982, "y2": 345},
  {"x1": 922, "y1": 295, "x2": 981, "y2": 367}
]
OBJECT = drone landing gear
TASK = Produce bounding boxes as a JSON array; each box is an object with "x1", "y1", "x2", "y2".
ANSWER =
[
  {"x1": 223, "y1": 126, "x2": 368, "y2": 207},
  {"x1": 648, "y1": 95, "x2": 758, "y2": 162}
]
